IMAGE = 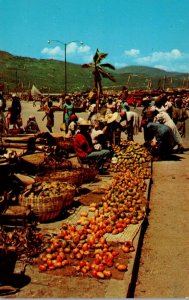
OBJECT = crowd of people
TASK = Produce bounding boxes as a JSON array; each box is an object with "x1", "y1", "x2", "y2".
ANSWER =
[
  {"x1": 55, "y1": 91, "x2": 188, "y2": 165},
  {"x1": 0, "y1": 89, "x2": 188, "y2": 170},
  {"x1": 140, "y1": 93, "x2": 188, "y2": 158}
]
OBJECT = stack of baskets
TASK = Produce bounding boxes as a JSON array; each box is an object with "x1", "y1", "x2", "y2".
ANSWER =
[{"x1": 18, "y1": 181, "x2": 76, "y2": 222}]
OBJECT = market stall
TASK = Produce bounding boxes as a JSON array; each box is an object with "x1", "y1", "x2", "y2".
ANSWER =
[{"x1": 0, "y1": 137, "x2": 152, "y2": 296}]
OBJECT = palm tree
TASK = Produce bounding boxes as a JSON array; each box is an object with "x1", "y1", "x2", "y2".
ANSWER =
[{"x1": 82, "y1": 49, "x2": 116, "y2": 111}]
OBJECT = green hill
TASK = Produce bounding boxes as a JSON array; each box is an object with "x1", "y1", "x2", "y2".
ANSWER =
[
  {"x1": 115, "y1": 65, "x2": 168, "y2": 76},
  {"x1": 0, "y1": 50, "x2": 188, "y2": 93}
]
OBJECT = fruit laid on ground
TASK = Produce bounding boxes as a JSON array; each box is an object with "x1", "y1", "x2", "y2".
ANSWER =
[{"x1": 36, "y1": 141, "x2": 151, "y2": 279}]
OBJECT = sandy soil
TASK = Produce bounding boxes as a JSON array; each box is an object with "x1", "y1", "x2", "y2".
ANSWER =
[{"x1": 134, "y1": 120, "x2": 189, "y2": 298}]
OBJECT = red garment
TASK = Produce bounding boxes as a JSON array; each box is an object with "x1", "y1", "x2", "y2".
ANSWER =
[{"x1": 74, "y1": 133, "x2": 93, "y2": 158}]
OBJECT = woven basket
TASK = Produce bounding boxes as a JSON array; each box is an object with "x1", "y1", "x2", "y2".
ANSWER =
[
  {"x1": 57, "y1": 138, "x2": 74, "y2": 152},
  {"x1": 41, "y1": 157, "x2": 72, "y2": 171},
  {"x1": 74, "y1": 167, "x2": 98, "y2": 183},
  {"x1": 41, "y1": 170, "x2": 84, "y2": 187},
  {"x1": 18, "y1": 183, "x2": 76, "y2": 222},
  {"x1": 21, "y1": 153, "x2": 46, "y2": 167}
]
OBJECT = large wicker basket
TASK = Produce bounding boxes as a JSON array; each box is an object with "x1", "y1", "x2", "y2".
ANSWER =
[
  {"x1": 39, "y1": 170, "x2": 84, "y2": 187},
  {"x1": 41, "y1": 157, "x2": 72, "y2": 171},
  {"x1": 18, "y1": 182, "x2": 76, "y2": 222},
  {"x1": 74, "y1": 166, "x2": 98, "y2": 183},
  {"x1": 57, "y1": 138, "x2": 75, "y2": 152}
]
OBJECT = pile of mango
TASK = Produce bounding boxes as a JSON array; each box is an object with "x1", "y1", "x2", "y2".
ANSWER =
[{"x1": 109, "y1": 141, "x2": 152, "y2": 179}]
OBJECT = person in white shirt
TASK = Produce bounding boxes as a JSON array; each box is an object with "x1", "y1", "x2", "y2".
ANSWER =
[
  {"x1": 90, "y1": 120, "x2": 107, "y2": 150},
  {"x1": 120, "y1": 110, "x2": 141, "y2": 141}
]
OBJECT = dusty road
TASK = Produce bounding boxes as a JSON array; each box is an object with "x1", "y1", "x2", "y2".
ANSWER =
[{"x1": 134, "y1": 120, "x2": 189, "y2": 298}]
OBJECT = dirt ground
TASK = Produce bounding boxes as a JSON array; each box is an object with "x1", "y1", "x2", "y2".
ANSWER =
[
  {"x1": 134, "y1": 121, "x2": 189, "y2": 298},
  {"x1": 1, "y1": 101, "x2": 189, "y2": 298}
]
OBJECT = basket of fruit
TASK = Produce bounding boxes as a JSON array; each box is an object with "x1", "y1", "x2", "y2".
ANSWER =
[
  {"x1": 18, "y1": 181, "x2": 76, "y2": 222},
  {"x1": 39, "y1": 169, "x2": 84, "y2": 187},
  {"x1": 74, "y1": 166, "x2": 98, "y2": 183},
  {"x1": 57, "y1": 138, "x2": 75, "y2": 152}
]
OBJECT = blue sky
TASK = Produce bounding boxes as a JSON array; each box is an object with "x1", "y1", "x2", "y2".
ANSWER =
[{"x1": 0, "y1": 0, "x2": 189, "y2": 73}]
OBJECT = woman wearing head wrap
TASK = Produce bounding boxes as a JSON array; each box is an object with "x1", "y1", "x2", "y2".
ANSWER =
[
  {"x1": 154, "y1": 110, "x2": 184, "y2": 152},
  {"x1": 66, "y1": 113, "x2": 78, "y2": 138}
]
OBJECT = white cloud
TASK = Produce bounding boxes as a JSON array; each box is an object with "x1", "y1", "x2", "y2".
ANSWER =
[
  {"x1": 41, "y1": 46, "x2": 63, "y2": 56},
  {"x1": 124, "y1": 49, "x2": 140, "y2": 57},
  {"x1": 78, "y1": 45, "x2": 91, "y2": 53},
  {"x1": 171, "y1": 49, "x2": 182, "y2": 58},
  {"x1": 41, "y1": 43, "x2": 91, "y2": 63},
  {"x1": 66, "y1": 42, "x2": 78, "y2": 54},
  {"x1": 66, "y1": 42, "x2": 89, "y2": 54},
  {"x1": 115, "y1": 62, "x2": 127, "y2": 68},
  {"x1": 154, "y1": 65, "x2": 169, "y2": 71},
  {"x1": 135, "y1": 49, "x2": 182, "y2": 64}
]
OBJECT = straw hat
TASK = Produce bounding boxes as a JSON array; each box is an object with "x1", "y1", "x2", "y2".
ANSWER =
[
  {"x1": 105, "y1": 112, "x2": 120, "y2": 124},
  {"x1": 78, "y1": 119, "x2": 91, "y2": 126},
  {"x1": 96, "y1": 115, "x2": 106, "y2": 123}
]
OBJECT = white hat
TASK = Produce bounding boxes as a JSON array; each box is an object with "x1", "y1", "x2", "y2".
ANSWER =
[
  {"x1": 78, "y1": 119, "x2": 91, "y2": 126},
  {"x1": 105, "y1": 112, "x2": 120, "y2": 124},
  {"x1": 97, "y1": 116, "x2": 106, "y2": 123}
]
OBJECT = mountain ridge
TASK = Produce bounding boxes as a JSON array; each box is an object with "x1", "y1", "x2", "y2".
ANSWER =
[{"x1": 0, "y1": 50, "x2": 188, "y2": 93}]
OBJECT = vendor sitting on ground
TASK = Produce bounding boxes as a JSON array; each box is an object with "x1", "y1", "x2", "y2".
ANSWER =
[
  {"x1": 24, "y1": 115, "x2": 40, "y2": 134},
  {"x1": 73, "y1": 119, "x2": 111, "y2": 174}
]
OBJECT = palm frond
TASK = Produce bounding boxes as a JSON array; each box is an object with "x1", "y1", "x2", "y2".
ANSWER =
[
  {"x1": 93, "y1": 49, "x2": 108, "y2": 65},
  {"x1": 97, "y1": 67, "x2": 116, "y2": 82},
  {"x1": 82, "y1": 63, "x2": 94, "y2": 68},
  {"x1": 93, "y1": 49, "x2": 99, "y2": 64},
  {"x1": 99, "y1": 63, "x2": 115, "y2": 70}
]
